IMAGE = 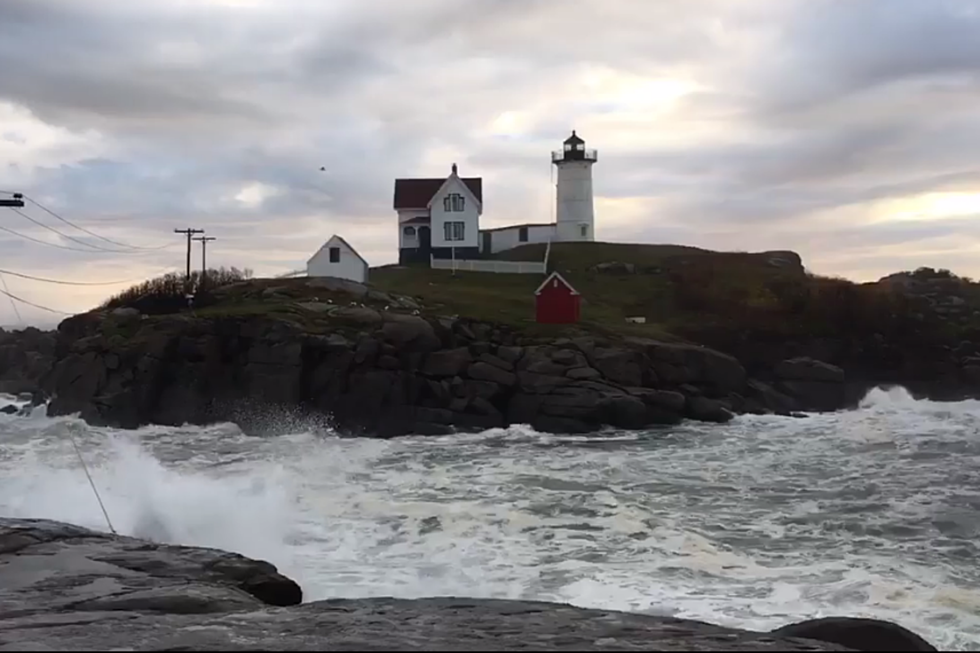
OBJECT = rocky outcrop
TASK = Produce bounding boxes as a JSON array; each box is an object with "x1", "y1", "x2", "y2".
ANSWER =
[
  {"x1": 39, "y1": 298, "x2": 851, "y2": 436},
  {"x1": 0, "y1": 518, "x2": 935, "y2": 651},
  {"x1": 0, "y1": 518, "x2": 302, "y2": 616},
  {"x1": 771, "y1": 617, "x2": 937, "y2": 652},
  {"x1": 773, "y1": 357, "x2": 847, "y2": 411},
  {"x1": 0, "y1": 326, "x2": 56, "y2": 395},
  {"x1": 15, "y1": 276, "x2": 865, "y2": 436}
]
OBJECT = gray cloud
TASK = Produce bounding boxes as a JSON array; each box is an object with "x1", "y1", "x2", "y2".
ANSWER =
[{"x1": 1, "y1": 0, "x2": 980, "y2": 325}]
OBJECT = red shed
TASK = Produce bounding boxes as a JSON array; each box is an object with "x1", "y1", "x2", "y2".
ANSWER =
[{"x1": 534, "y1": 271, "x2": 581, "y2": 324}]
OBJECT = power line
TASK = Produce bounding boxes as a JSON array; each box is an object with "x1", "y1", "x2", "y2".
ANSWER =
[
  {"x1": 10, "y1": 207, "x2": 135, "y2": 253},
  {"x1": 22, "y1": 194, "x2": 173, "y2": 251},
  {"x1": 0, "y1": 274, "x2": 23, "y2": 324},
  {"x1": 0, "y1": 266, "x2": 178, "y2": 287},
  {"x1": 0, "y1": 220, "x2": 129, "y2": 253},
  {"x1": 0, "y1": 285, "x2": 72, "y2": 315}
]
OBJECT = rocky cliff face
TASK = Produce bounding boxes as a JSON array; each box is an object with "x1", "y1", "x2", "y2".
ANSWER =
[
  {"x1": 0, "y1": 518, "x2": 936, "y2": 651},
  {"x1": 40, "y1": 280, "x2": 848, "y2": 437},
  {"x1": 0, "y1": 326, "x2": 56, "y2": 395}
]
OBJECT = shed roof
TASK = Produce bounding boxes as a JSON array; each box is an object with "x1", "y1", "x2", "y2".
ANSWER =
[
  {"x1": 534, "y1": 271, "x2": 579, "y2": 296},
  {"x1": 308, "y1": 234, "x2": 369, "y2": 267}
]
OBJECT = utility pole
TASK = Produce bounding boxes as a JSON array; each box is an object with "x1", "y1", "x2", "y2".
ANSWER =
[
  {"x1": 0, "y1": 192, "x2": 25, "y2": 208},
  {"x1": 193, "y1": 235, "x2": 216, "y2": 290},
  {"x1": 174, "y1": 228, "x2": 204, "y2": 286}
]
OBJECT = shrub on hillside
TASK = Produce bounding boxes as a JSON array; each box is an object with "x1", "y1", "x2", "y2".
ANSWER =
[
  {"x1": 669, "y1": 266, "x2": 943, "y2": 343},
  {"x1": 100, "y1": 266, "x2": 252, "y2": 314}
]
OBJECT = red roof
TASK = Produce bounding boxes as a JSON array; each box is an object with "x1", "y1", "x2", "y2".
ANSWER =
[{"x1": 393, "y1": 178, "x2": 483, "y2": 210}]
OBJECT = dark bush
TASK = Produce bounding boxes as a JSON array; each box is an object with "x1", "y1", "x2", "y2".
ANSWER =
[{"x1": 100, "y1": 266, "x2": 252, "y2": 315}]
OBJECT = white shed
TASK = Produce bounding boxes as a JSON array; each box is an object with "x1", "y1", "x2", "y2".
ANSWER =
[{"x1": 306, "y1": 235, "x2": 369, "y2": 282}]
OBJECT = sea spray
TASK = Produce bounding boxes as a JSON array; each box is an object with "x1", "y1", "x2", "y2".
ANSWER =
[{"x1": 1, "y1": 386, "x2": 978, "y2": 650}]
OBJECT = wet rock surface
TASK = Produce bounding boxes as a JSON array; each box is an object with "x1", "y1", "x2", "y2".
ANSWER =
[
  {"x1": 0, "y1": 327, "x2": 56, "y2": 395},
  {"x1": 0, "y1": 518, "x2": 936, "y2": 652}
]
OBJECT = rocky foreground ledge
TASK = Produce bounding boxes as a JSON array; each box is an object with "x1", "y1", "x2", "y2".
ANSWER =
[{"x1": 0, "y1": 518, "x2": 938, "y2": 651}]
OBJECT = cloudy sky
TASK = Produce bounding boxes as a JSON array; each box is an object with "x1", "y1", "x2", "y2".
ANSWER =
[{"x1": 2, "y1": 0, "x2": 980, "y2": 326}]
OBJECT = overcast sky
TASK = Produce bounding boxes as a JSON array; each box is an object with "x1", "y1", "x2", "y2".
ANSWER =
[{"x1": 2, "y1": 0, "x2": 980, "y2": 326}]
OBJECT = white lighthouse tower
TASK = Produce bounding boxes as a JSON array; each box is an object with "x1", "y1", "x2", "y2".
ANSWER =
[{"x1": 552, "y1": 130, "x2": 597, "y2": 242}]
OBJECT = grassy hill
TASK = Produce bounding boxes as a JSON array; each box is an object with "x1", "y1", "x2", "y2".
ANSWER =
[
  {"x1": 96, "y1": 242, "x2": 979, "y2": 350},
  {"x1": 369, "y1": 242, "x2": 809, "y2": 339}
]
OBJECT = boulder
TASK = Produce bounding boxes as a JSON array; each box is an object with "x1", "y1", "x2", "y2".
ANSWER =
[
  {"x1": 305, "y1": 276, "x2": 369, "y2": 297},
  {"x1": 422, "y1": 347, "x2": 472, "y2": 377},
  {"x1": 0, "y1": 517, "x2": 301, "y2": 615},
  {"x1": 467, "y1": 361, "x2": 517, "y2": 387},
  {"x1": 772, "y1": 358, "x2": 846, "y2": 411},
  {"x1": 686, "y1": 396, "x2": 734, "y2": 423},
  {"x1": 566, "y1": 366, "x2": 602, "y2": 380},
  {"x1": 770, "y1": 617, "x2": 936, "y2": 652},
  {"x1": 775, "y1": 357, "x2": 846, "y2": 384},
  {"x1": 599, "y1": 394, "x2": 649, "y2": 429},
  {"x1": 590, "y1": 348, "x2": 644, "y2": 386},
  {"x1": 380, "y1": 314, "x2": 440, "y2": 351},
  {"x1": 479, "y1": 352, "x2": 515, "y2": 371}
]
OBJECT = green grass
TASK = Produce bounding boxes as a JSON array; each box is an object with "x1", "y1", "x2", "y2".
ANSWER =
[
  {"x1": 97, "y1": 242, "x2": 980, "y2": 348},
  {"x1": 369, "y1": 242, "x2": 742, "y2": 340}
]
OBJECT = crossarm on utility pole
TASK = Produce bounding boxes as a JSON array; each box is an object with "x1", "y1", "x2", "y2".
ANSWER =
[
  {"x1": 192, "y1": 235, "x2": 216, "y2": 289},
  {"x1": 0, "y1": 192, "x2": 25, "y2": 208},
  {"x1": 174, "y1": 228, "x2": 204, "y2": 287}
]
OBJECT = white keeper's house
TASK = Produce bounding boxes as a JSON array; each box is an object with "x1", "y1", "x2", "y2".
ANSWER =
[{"x1": 393, "y1": 130, "x2": 598, "y2": 266}]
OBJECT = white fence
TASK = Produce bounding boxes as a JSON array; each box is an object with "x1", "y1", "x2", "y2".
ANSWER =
[{"x1": 430, "y1": 256, "x2": 546, "y2": 275}]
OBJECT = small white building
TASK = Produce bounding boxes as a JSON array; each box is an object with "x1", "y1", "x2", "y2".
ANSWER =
[
  {"x1": 307, "y1": 234, "x2": 368, "y2": 282},
  {"x1": 480, "y1": 222, "x2": 556, "y2": 255}
]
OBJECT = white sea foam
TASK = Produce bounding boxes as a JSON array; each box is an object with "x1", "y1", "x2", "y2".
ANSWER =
[{"x1": 1, "y1": 386, "x2": 977, "y2": 650}]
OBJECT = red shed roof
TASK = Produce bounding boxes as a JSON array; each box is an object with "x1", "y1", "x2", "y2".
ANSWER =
[
  {"x1": 393, "y1": 177, "x2": 483, "y2": 210},
  {"x1": 534, "y1": 271, "x2": 579, "y2": 296}
]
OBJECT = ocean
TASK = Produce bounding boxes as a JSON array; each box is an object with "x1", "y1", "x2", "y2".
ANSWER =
[{"x1": 1, "y1": 387, "x2": 977, "y2": 650}]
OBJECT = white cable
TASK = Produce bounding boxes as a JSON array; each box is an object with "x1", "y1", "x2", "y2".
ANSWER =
[{"x1": 64, "y1": 429, "x2": 117, "y2": 535}]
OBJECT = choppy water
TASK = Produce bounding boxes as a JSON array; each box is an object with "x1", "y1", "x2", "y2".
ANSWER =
[{"x1": 1, "y1": 387, "x2": 978, "y2": 649}]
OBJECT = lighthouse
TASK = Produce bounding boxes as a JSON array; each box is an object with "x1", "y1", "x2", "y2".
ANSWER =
[{"x1": 552, "y1": 130, "x2": 597, "y2": 242}]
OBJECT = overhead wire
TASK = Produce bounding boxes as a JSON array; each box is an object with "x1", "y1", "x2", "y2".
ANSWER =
[
  {"x1": 22, "y1": 194, "x2": 174, "y2": 251},
  {"x1": 0, "y1": 266, "x2": 179, "y2": 287},
  {"x1": 0, "y1": 285, "x2": 72, "y2": 315},
  {"x1": 0, "y1": 191, "x2": 184, "y2": 320},
  {"x1": 10, "y1": 207, "x2": 139, "y2": 254},
  {"x1": 0, "y1": 274, "x2": 23, "y2": 324},
  {"x1": 0, "y1": 221, "x2": 130, "y2": 253}
]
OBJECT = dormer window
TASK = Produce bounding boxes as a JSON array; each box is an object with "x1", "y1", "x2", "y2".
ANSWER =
[{"x1": 443, "y1": 193, "x2": 465, "y2": 212}]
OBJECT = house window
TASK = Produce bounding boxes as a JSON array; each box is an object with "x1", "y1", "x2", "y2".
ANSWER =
[
  {"x1": 403, "y1": 226, "x2": 416, "y2": 237},
  {"x1": 580, "y1": 225, "x2": 588, "y2": 237},
  {"x1": 444, "y1": 221, "x2": 465, "y2": 242},
  {"x1": 443, "y1": 193, "x2": 465, "y2": 212},
  {"x1": 519, "y1": 226, "x2": 528, "y2": 242},
  {"x1": 329, "y1": 247, "x2": 340, "y2": 263}
]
